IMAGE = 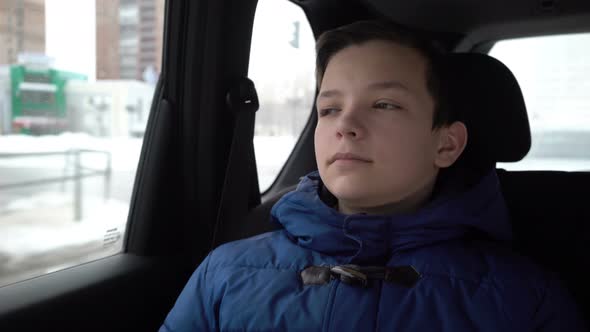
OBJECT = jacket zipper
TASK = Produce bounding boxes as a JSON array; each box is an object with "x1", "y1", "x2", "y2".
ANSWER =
[{"x1": 322, "y1": 280, "x2": 340, "y2": 332}]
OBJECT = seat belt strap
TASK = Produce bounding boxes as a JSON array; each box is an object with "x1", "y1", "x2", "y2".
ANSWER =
[{"x1": 212, "y1": 77, "x2": 261, "y2": 248}]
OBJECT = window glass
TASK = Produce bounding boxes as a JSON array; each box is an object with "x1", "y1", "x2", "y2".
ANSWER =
[
  {"x1": 0, "y1": 0, "x2": 164, "y2": 287},
  {"x1": 489, "y1": 33, "x2": 590, "y2": 171},
  {"x1": 249, "y1": 0, "x2": 316, "y2": 191}
]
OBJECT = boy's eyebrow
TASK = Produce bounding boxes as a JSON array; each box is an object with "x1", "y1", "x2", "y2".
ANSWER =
[
  {"x1": 368, "y1": 80, "x2": 410, "y2": 91},
  {"x1": 317, "y1": 89, "x2": 343, "y2": 99},
  {"x1": 317, "y1": 80, "x2": 410, "y2": 100}
]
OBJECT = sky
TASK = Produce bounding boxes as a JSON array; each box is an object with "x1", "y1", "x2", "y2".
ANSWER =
[{"x1": 45, "y1": 0, "x2": 96, "y2": 80}]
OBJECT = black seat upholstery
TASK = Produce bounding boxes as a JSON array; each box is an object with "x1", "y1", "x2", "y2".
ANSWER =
[
  {"x1": 235, "y1": 52, "x2": 589, "y2": 321},
  {"x1": 442, "y1": 53, "x2": 531, "y2": 169},
  {"x1": 497, "y1": 169, "x2": 590, "y2": 319}
]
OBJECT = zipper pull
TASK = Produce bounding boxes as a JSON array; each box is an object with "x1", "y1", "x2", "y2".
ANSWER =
[{"x1": 300, "y1": 266, "x2": 332, "y2": 285}]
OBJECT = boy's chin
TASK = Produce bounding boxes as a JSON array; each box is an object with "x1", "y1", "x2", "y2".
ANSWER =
[
  {"x1": 320, "y1": 168, "x2": 381, "y2": 201},
  {"x1": 325, "y1": 179, "x2": 374, "y2": 203}
]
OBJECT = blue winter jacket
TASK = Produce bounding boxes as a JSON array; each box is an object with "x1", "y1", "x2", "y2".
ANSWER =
[{"x1": 160, "y1": 171, "x2": 586, "y2": 331}]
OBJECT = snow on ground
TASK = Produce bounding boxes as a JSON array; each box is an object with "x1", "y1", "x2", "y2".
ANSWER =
[
  {"x1": 0, "y1": 192, "x2": 128, "y2": 255},
  {"x1": 0, "y1": 191, "x2": 128, "y2": 287},
  {"x1": 0, "y1": 133, "x2": 145, "y2": 285}
]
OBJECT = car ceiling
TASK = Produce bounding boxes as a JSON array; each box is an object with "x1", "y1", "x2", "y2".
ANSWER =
[
  {"x1": 292, "y1": 0, "x2": 590, "y2": 50},
  {"x1": 368, "y1": 0, "x2": 590, "y2": 32}
]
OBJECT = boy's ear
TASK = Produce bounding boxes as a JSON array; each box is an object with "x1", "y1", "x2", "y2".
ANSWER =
[{"x1": 434, "y1": 121, "x2": 468, "y2": 168}]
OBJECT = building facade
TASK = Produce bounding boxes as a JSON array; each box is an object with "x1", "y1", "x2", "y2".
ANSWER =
[
  {"x1": 96, "y1": 0, "x2": 121, "y2": 80},
  {"x1": 98, "y1": 0, "x2": 163, "y2": 81},
  {"x1": 0, "y1": 0, "x2": 45, "y2": 66}
]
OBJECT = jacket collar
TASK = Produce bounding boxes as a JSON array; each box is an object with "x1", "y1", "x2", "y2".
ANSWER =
[{"x1": 271, "y1": 170, "x2": 512, "y2": 264}]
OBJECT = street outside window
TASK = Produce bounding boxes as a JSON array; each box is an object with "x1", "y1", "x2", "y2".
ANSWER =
[{"x1": 0, "y1": 0, "x2": 164, "y2": 287}]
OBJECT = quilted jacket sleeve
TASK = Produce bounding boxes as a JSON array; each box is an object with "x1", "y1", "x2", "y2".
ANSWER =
[
  {"x1": 532, "y1": 276, "x2": 587, "y2": 331},
  {"x1": 159, "y1": 253, "x2": 217, "y2": 332}
]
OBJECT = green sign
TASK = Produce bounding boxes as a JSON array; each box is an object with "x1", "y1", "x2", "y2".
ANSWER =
[{"x1": 10, "y1": 65, "x2": 86, "y2": 134}]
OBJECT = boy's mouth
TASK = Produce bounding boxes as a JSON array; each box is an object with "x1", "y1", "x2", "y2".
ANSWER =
[{"x1": 329, "y1": 152, "x2": 372, "y2": 165}]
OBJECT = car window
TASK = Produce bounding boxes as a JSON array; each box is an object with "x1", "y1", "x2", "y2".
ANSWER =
[
  {"x1": 489, "y1": 33, "x2": 590, "y2": 171},
  {"x1": 0, "y1": 0, "x2": 164, "y2": 287},
  {"x1": 248, "y1": 0, "x2": 316, "y2": 192}
]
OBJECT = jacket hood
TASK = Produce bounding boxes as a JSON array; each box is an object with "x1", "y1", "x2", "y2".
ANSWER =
[{"x1": 271, "y1": 170, "x2": 512, "y2": 264}]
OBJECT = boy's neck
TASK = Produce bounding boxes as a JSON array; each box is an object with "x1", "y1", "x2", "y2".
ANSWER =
[{"x1": 337, "y1": 179, "x2": 436, "y2": 216}]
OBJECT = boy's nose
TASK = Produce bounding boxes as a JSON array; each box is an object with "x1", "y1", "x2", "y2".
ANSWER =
[
  {"x1": 336, "y1": 111, "x2": 365, "y2": 139},
  {"x1": 337, "y1": 127, "x2": 360, "y2": 139}
]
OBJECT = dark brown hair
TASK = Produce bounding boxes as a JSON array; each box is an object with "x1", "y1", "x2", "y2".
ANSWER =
[{"x1": 315, "y1": 20, "x2": 453, "y2": 128}]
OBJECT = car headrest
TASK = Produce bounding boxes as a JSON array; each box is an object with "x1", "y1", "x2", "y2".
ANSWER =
[{"x1": 441, "y1": 53, "x2": 531, "y2": 172}]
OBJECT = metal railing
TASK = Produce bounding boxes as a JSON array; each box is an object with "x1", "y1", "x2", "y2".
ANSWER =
[{"x1": 0, "y1": 149, "x2": 111, "y2": 221}]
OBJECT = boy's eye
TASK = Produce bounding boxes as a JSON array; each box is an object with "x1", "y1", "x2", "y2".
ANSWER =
[
  {"x1": 319, "y1": 108, "x2": 340, "y2": 117},
  {"x1": 373, "y1": 101, "x2": 402, "y2": 110}
]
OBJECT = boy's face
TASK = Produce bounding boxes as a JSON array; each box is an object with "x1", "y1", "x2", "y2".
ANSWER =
[{"x1": 315, "y1": 40, "x2": 456, "y2": 214}]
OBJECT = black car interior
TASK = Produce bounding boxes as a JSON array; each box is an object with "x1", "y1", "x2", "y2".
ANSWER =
[{"x1": 0, "y1": 0, "x2": 588, "y2": 331}]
